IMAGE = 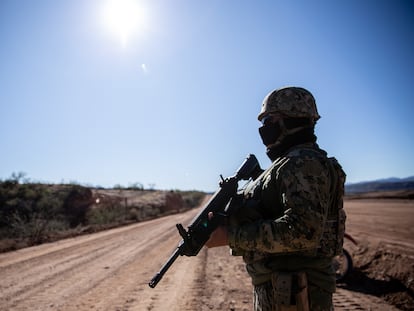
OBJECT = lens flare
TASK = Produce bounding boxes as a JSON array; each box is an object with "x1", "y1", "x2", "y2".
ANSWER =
[{"x1": 102, "y1": 0, "x2": 148, "y2": 47}]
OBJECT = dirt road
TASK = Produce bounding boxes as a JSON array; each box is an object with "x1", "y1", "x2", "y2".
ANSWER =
[{"x1": 0, "y1": 198, "x2": 412, "y2": 310}]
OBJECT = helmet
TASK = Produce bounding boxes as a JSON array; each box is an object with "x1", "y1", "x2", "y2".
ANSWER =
[{"x1": 258, "y1": 87, "x2": 321, "y2": 122}]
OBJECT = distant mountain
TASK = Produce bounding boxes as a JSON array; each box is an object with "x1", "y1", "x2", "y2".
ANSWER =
[
  {"x1": 371, "y1": 176, "x2": 414, "y2": 183},
  {"x1": 345, "y1": 176, "x2": 414, "y2": 194}
]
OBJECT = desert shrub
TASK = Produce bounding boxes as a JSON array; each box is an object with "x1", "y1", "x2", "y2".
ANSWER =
[
  {"x1": 127, "y1": 182, "x2": 144, "y2": 190},
  {"x1": 0, "y1": 180, "x2": 96, "y2": 245},
  {"x1": 0, "y1": 181, "x2": 69, "y2": 244},
  {"x1": 9, "y1": 211, "x2": 49, "y2": 244},
  {"x1": 179, "y1": 190, "x2": 205, "y2": 208},
  {"x1": 63, "y1": 185, "x2": 93, "y2": 227},
  {"x1": 86, "y1": 206, "x2": 126, "y2": 226},
  {"x1": 128, "y1": 207, "x2": 142, "y2": 221}
]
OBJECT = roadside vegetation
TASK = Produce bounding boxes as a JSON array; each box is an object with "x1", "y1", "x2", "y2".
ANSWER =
[{"x1": 0, "y1": 173, "x2": 205, "y2": 253}]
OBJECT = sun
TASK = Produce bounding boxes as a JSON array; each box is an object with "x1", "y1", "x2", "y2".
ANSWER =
[{"x1": 101, "y1": 0, "x2": 148, "y2": 47}]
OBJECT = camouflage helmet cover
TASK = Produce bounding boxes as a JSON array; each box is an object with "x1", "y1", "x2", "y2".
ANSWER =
[{"x1": 258, "y1": 87, "x2": 321, "y2": 122}]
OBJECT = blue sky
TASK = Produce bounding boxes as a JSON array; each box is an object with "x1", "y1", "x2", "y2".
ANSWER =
[{"x1": 1, "y1": 0, "x2": 413, "y2": 191}]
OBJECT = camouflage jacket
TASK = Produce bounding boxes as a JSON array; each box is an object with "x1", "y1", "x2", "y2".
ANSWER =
[{"x1": 228, "y1": 142, "x2": 346, "y2": 290}]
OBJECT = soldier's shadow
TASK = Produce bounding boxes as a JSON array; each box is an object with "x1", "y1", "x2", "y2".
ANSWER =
[{"x1": 336, "y1": 268, "x2": 407, "y2": 297}]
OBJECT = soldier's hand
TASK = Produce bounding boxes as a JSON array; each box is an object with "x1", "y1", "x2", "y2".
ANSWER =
[{"x1": 205, "y1": 212, "x2": 229, "y2": 248}]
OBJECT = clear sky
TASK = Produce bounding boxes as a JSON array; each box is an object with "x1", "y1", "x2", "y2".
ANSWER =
[{"x1": 1, "y1": 0, "x2": 413, "y2": 191}]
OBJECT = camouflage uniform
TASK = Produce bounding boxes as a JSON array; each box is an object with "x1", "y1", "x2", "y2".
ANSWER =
[{"x1": 228, "y1": 141, "x2": 346, "y2": 311}]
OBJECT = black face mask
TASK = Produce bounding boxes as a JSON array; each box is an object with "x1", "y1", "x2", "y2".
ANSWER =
[
  {"x1": 259, "y1": 117, "x2": 317, "y2": 161},
  {"x1": 259, "y1": 117, "x2": 313, "y2": 146},
  {"x1": 258, "y1": 121, "x2": 282, "y2": 146}
]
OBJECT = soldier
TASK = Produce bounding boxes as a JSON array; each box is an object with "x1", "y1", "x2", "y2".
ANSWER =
[{"x1": 206, "y1": 86, "x2": 346, "y2": 311}]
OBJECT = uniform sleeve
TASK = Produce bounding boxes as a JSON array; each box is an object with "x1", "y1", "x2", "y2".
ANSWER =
[{"x1": 228, "y1": 155, "x2": 330, "y2": 254}]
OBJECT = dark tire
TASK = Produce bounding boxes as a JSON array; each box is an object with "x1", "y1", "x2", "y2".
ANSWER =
[{"x1": 334, "y1": 249, "x2": 353, "y2": 282}]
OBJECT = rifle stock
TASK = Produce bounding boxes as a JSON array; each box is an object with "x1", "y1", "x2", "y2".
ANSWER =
[{"x1": 148, "y1": 154, "x2": 261, "y2": 288}]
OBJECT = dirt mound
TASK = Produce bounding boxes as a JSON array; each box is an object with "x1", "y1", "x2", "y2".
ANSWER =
[{"x1": 339, "y1": 240, "x2": 414, "y2": 310}]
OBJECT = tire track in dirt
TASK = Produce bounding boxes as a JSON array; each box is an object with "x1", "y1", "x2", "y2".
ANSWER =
[
  {"x1": 334, "y1": 288, "x2": 401, "y2": 311},
  {"x1": 62, "y1": 209, "x2": 204, "y2": 311}
]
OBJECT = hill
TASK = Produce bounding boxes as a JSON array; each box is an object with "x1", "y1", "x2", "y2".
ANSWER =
[{"x1": 345, "y1": 176, "x2": 414, "y2": 195}]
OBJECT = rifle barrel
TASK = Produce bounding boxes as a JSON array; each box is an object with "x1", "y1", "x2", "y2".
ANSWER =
[{"x1": 148, "y1": 247, "x2": 181, "y2": 288}]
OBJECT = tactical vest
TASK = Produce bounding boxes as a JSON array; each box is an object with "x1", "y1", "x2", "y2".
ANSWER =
[{"x1": 230, "y1": 148, "x2": 346, "y2": 259}]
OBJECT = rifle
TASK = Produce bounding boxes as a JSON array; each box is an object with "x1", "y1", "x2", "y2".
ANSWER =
[{"x1": 148, "y1": 154, "x2": 261, "y2": 288}]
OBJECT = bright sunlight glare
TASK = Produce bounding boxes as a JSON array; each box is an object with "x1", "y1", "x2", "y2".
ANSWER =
[{"x1": 101, "y1": 0, "x2": 148, "y2": 47}]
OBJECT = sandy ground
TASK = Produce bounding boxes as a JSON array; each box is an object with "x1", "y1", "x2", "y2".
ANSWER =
[{"x1": 0, "y1": 198, "x2": 413, "y2": 310}]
